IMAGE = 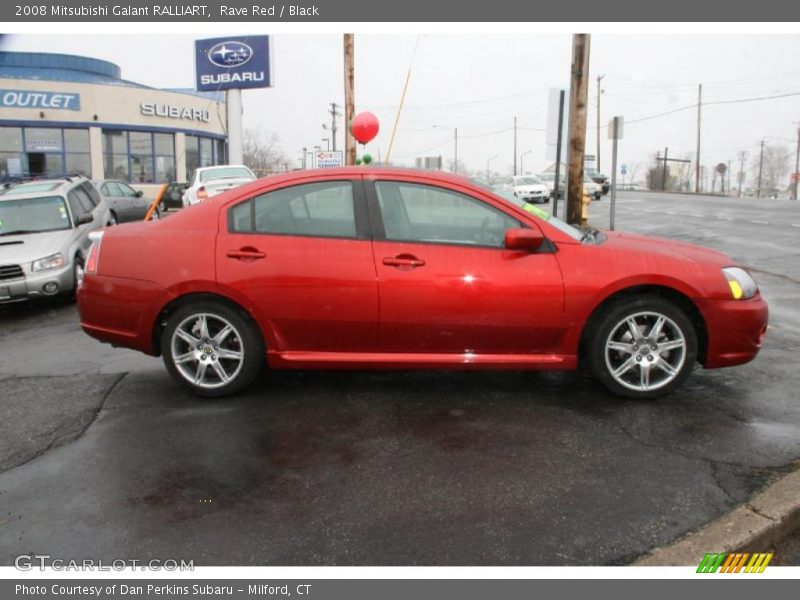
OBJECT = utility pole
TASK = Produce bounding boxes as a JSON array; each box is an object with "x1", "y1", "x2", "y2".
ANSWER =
[
  {"x1": 757, "y1": 140, "x2": 764, "y2": 199},
  {"x1": 513, "y1": 116, "x2": 518, "y2": 176},
  {"x1": 662, "y1": 147, "x2": 669, "y2": 191},
  {"x1": 596, "y1": 74, "x2": 604, "y2": 171},
  {"x1": 695, "y1": 84, "x2": 702, "y2": 193},
  {"x1": 737, "y1": 151, "x2": 747, "y2": 197},
  {"x1": 328, "y1": 103, "x2": 341, "y2": 151},
  {"x1": 343, "y1": 34, "x2": 356, "y2": 166},
  {"x1": 794, "y1": 125, "x2": 800, "y2": 200},
  {"x1": 566, "y1": 33, "x2": 591, "y2": 226}
]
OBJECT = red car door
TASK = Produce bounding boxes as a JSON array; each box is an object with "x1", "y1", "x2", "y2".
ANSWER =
[
  {"x1": 216, "y1": 178, "x2": 379, "y2": 353},
  {"x1": 369, "y1": 178, "x2": 565, "y2": 355}
]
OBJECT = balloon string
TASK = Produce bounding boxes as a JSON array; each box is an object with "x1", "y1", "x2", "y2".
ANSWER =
[{"x1": 385, "y1": 35, "x2": 421, "y2": 165}]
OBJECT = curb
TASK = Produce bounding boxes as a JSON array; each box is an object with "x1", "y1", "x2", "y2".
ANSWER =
[{"x1": 634, "y1": 466, "x2": 800, "y2": 566}]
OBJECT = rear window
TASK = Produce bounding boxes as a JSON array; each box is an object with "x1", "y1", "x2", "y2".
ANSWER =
[
  {"x1": 200, "y1": 167, "x2": 254, "y2": 183},
  {"x1": 0, "y1": 196, "x2": 71, "y2": 234}
]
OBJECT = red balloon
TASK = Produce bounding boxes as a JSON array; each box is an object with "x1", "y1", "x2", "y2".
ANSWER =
[{"x1": 351, "y1": 112, "x2": 380, "y2": 144}]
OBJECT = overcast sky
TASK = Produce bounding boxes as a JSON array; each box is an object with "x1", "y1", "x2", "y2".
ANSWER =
[{"x1": 3, "y1": 33, "x2": 800, "y2": 182}]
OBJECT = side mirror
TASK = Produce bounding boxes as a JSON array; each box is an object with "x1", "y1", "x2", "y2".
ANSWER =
[
  {"x1": 135, "y1": 190, "x2": 144, "y2": 197},
  {"x1": 504, "y1": 228, "x2": 544, "y2": 251},
  {"x1": 76, "y1": 212, "x2": 94, "y2": 226}
]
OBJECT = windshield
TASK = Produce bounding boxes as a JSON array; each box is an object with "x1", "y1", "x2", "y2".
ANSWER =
[
  {"x1": 489, "y1": 188, "x2": 584, "y2": 242},
  {"x1": 0, "y1": 196, "x2": 72, "y2": 235},
  {"x1": 513, "y1": 176, "x2": 542, "y2": 186},
  {"x1": 200, "y1": 167, "x2": 254, "y2": 183}
]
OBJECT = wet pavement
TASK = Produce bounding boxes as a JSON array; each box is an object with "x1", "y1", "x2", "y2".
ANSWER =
[{"x1": 1, "y1": 191, "x2": 799, "y2": 565}]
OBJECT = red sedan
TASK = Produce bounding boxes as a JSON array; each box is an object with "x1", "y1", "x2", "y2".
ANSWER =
[{"x1": 77, "y1": 168, "x2": 768, "y2": 400}]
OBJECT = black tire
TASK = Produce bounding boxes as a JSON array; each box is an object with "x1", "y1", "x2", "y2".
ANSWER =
[
  {"x1": 159, "y1": 200, "x2": 167, "y2": 213},
  {"x1": 70, "y1": 256, "x2": 84, "y2": 301},
  {"x1": 586, "y1": 296, "x2": 697, "y2": 400},
  {"x1": 108, "y1": 211, "x2": 119, "y2": 226},
  {"x1": 161, "y1": 300, "x2": 264, "y2": 398}
]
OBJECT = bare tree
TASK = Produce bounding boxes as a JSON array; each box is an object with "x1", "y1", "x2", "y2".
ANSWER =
[
  {"x1": 242, "y1": 128, "x2": 292, "y2": 176},
  {"x1": 751, "y1": 143, "x2": 791, "y2": 196}
]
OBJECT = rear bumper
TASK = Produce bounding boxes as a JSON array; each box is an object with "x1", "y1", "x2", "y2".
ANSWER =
[
  {"x1": 77, "y1": 274, "x2": 171, "y2": 355},
  {"x1": 697, "y1": 295, "x2": 768, "y2": 368}
]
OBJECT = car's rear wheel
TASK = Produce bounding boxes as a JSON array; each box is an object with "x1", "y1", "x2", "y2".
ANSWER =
[
  {"x1": 161, "y1": 301, "x2": 264, "y2": 397},
  {"x1": 108, "y1": 211, "x2": 119, "y2": 226},
  {"x1": 587, "y1": 296, "x2": 697, "y2": 399}
]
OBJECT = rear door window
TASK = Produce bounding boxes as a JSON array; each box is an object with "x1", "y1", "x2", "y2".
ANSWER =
[{"x1": 229, "y1": 181, "x2": 357, "y2": 239}]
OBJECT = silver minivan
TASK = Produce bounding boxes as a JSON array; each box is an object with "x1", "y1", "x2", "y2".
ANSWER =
[{"x1": 0, "y1": 177, "x2": 110, "y2": 303}]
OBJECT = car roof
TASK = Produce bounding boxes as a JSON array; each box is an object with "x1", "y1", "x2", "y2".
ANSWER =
[{"x1": 0, "y1": 177, "x2": 87, "y2": 201}]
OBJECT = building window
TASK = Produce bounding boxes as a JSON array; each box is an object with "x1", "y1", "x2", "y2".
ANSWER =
[
  {"x1": 185, "y1": 135, "x2": 225, "y2": 182},
  {"x1": 0, "y1": 126, "x2": 25, "y2": 179},
  {"x1": 129, "y1": 131, "x2": 154, "y2": 183},
  {"x1": 102, "y1": 130, "x2": 130, "y2": 180},
  {"x1": 153, "y1": 133, "x2": 175, "y2": 182},
  {"x1": 102, "y1": 130, "x2": 175, "y2": 184},
  {"x1": 63, "y1": 129, "x2": 90, "y2": 177}
]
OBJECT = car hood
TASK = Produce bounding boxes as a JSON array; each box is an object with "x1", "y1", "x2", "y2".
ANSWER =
[
  {"x1": 0, "y1": 230, "x2": 71, "y2": 264},
  {"x1": 602, "y1": 231, "x2": 731, "y2": 267}
]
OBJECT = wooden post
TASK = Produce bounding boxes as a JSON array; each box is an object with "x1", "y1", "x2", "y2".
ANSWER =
[
  {"x1": 566, "y1": 34, "x2": 591, "y2": 226},
  {"x1": 343, "y1": 34, "x2": 356, "y2": 166}
]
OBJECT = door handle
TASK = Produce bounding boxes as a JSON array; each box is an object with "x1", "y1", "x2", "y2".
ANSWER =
[
  {"x1": 227, "y1": 247, "x2": 266, "y2": 261},
  {"x1": 383, "y1": 255, "x2": 425, "y2": 268}
]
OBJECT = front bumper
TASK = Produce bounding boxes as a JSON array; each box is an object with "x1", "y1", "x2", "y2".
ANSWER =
[
  {"x1": 518, "y1": 192, "x2": 548, "y2": 202},
  {"x1": 0, "y1": 264, "x2": 75, "y2": 303},
  {"x1": 697, "y1": 294, "x2": 768, "y2": 368}
]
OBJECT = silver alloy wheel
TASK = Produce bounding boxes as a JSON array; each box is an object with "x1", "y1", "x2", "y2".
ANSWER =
[
  {"x1": 604, "y1": 311, "x2": 687, "y2": 392},
  {"x1": 170, "y1": 312, "x2": 245, "y2": 390}
]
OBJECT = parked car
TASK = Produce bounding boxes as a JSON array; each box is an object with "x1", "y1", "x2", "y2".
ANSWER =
[
  {"x1": 95, "y1": 179, "x2": 158, "y2": 224},
  {"x1": 502, "y1": 175, "x2": 550, "y2": 204},
  {"x1": 182, "y1": 165, "x2": 256, "y2": 207},
  {"x1": 585, "y1": 168, "x2": 610, "y2": 194},
  {"x1": 584, "y1": 177, "x2": 603, "y2": 200},
  {"x1": 0, "y1": 176, "x2": 110, "y2": 302},
  {"x1": 158, "y1": 182, "x2": 188, "y2": 212},
  {"x1": 539, "y1": 173, "x2": 564, "y2": 199},
  {"x1": 77, "y1": 168, "x2": 767, "y2": 400}
]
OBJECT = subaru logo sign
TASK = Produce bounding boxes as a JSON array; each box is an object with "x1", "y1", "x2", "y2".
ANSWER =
[
  {"x1": 208, "y1": 41, "x2": 253, "y2": 68},
  {"x1": 195, "y1": 36, "x2": 272, "y2": 91}
]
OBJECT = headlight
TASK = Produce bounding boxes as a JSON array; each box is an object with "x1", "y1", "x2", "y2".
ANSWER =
[
  {"x1": 31, "y1": 253, "x2": 65, "y2": 273},
  {"x1": 722, "y1": 267, "x2": 758, "y2": 300}
]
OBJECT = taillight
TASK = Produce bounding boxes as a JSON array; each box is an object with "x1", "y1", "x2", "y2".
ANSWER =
[
  {"x1": 197, "y1": 186, "x2": 209, "y2": 202},
  {"x1": 85, "y1": 231, "x2": 104, "y2": 275}
]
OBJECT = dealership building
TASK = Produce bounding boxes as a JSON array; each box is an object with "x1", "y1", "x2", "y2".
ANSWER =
[{"x1": 0, "y1": 51, "x2": 228, "y2": 189}]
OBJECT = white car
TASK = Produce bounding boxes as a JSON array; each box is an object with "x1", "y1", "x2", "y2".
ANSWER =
[
  {"x1": 502, "y1": 175, "x2": 550, "y2": 204},
  {"x1": 584, "y1": 177, "x2": 603, "y2": 200},
  {"x1": 182, "y1": 165, "x2": 256, "y2": 207}
]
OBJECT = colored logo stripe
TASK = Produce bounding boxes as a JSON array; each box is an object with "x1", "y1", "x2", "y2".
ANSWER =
[{"x1": 697, "y1": 552, "x2": 773, "y2": 573}]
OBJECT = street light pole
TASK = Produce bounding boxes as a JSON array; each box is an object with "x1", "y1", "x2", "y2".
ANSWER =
[
  {"x1": 757, "y1": 140, "x2": 764, "y2": 199},
  {"x1": 520, "y1": 150, "x2": 532, "y2": 174},
  {"x1": 486, "y1": 154, "x2": 498, "y2": 183},
  {"x1": 596, "y1": 74, "x2": 604, "y2": 171},
  {"x1": 794, "y1": 125, "x2": 800, "y2": 200}
]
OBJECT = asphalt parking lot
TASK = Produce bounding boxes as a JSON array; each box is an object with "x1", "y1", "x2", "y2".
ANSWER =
[{"x1": 1, "y1": 191, "x2": 799, "y2": 566}]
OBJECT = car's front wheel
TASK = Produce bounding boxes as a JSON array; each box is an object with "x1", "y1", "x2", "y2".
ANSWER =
[
  {"x1": 161, "y1": 301, "x2": 264, "y2": 397},
  {"x1": 587, "y1": 296, "x2": 697, "y2": 399}
]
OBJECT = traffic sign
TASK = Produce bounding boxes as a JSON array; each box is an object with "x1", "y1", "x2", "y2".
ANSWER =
[{"x1": 621, "y1": 164, "x2": 628, "y2": 175}]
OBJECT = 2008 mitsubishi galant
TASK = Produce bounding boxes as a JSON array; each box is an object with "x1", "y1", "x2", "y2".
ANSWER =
[{"x1": 77, "y1": 168, "x2": 768, "y2": 400}]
